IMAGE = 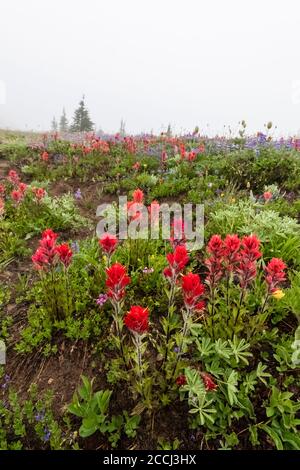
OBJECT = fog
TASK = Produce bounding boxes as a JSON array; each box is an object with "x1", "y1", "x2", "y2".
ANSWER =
[{"x1": 1, "y1": 0, "x2": 300, "y2": 135}]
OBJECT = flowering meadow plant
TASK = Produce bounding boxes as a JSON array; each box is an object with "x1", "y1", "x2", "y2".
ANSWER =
[{"x1": 0, "y1": 131, "x2": 299, "y2": 451}]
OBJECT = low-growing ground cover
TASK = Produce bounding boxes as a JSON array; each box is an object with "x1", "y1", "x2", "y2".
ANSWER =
[{"x1": 0, "y1": 130, "x2": 299, "y2": 450}]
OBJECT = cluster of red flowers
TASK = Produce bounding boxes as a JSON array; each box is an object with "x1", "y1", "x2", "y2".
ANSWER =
[
  {"x1": 124, "y1": 306, "x2": 149, "y2": 334},
  {"x1": 132, "y1": 161, "x2": 141, "y2": 171},
  {"x1": 163, "y1": 245, "x2": 189, "y2": 281},
  {"x1": 181, "y1": 272, "x2": 205, "y2": 312},
  {"x1": 265, "y1": 258, "x2": 287, "y2": 293},
  {"x1": 127, "y1": 188, "x2": 144, "y2": 222},
  {"x1": 105, "y1": 262, "x2": 131, "y2": 301},
  {"x1": 40, "y1": 151, "x2": 49, "y2": 162},
  {"x1": 99, "y1": 234, "x2": 118, "y2": 256},
  {"x1": 104, "y1": 259, "x2": 149, "y2": 336},
  {"x1": 176, "y1": 371, "x2": 217, "y2": 391},
  {"x1": 32, "y1": 229, "x2": 73, "y2": 270},
  {"x1": 4, "y1": 170, "x2": 46, "y2": 204},
  {"x1": 205, "y1": 234, "x2": 262, "y2": 289}
]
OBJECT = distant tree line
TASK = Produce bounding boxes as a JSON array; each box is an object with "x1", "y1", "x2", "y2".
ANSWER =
[{"x1": 51, "y1": 96, "x2": 94, "y2": 133}]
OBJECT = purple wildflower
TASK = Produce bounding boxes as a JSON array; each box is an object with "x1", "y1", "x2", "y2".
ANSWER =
[
  {"x1": 74, "y1": 188, "x2": 82, "y2": 200},
  {"x1": 96, "y1": 293, "x2": 108, "y2": 307}
]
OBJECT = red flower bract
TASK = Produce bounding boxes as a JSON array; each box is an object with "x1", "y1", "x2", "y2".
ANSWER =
[
  {"x1": 207, "y1": 235, "x2": 224, "y2": 257},
  {"x1": 164, "y1": 245, "x2": 189, "y2": 279},
  {"x1": 132, "y1": 188, "x2": 144, "y2": 204},
  {"x1": 200, "y1": 372, "x2": 218, "y2": 391},
  {"x1": 32, "y1": 229, "x2": 58, "y2": 270},
  {"x1": 265, "y1": 257, "x2": 286, "y2": 291},
  {"x1": 106, "y1": 263, "x2": 131, "y2": 301},
  {"x1": 7, "y1": 170, "x2": 20, "y2": 185},
  {"x1": 99, "y1": 234, "x2": 118, "y2": 255},
  {"x1": 241, "y1": 235, "x2": 261, "y2": 261},
  {"x1": 124, "y1": 305, "x2": 149, "y2": 334},
  {"x1": 55, "y1": 243, "x2": 73, "y2": 268},
  {"x1": 182, "y1": 272, "x2": 205, "y2": 309},
  {"x1": 176, "y1": 374, "x2": 187, "y2": 386}
]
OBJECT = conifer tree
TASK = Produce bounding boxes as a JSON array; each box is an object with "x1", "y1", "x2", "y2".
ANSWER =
[
  {"x1": 69, "y1": 96, "x2": 94, "y2": 132},
  {"x1": 51, "y1": 116, "x2": 58, "y2": 131},
  {"x1": 59, "y1": 108, "x2": 68, "y2": 132}
]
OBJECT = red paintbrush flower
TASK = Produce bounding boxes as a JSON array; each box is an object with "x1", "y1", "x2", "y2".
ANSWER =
[
  {"x1": 41, "y1": 151, "x2": 49, "y2": 162},
  {"x1": 124, "y1": 305, "x2": 149, "y2": 334},
  {"x1": 176, "y1": 374, "x2": 187, "y2": 386},
  {"x1": 240, "y1": 235, "x2": 261, "y2": 262},
  {"x1": 7, "y1": 170, "x2": 20, "y2": 185},
  {"x1": 164, "y1": 245, "x2": 189, "y2": 279},
  {"x1": 223, "y1": 234, "x2": 241, "y2": 271},
  {"x1": 55, "y1": 243, "x2": 73, "y2": 268},
  {"x1": 182, "y1": 272, "x2": 205, "y2": 309},
  {"x1": 32, "y1": 247, "x2": 49, "y2": 270},
  {"x1": 132, "y1": 188, "x2": 144, "y2": 204},
  {"x1": 32, "y1": 187, "x2": 46, "y2": 200},
  {"x1": 11, "y1": 190, "x2": 23, "y2": 203},
  {"x1": 263, "y1": 191, "x2": 272, "y2": 201},
  {"x1": 18, "y1": 183, "x2": 27, "y2": 194},
  {"x1": 207, "y1": 235, "x2": 224, "y2": 258},
  {"x1": 236, "y1": 260, "x2": 257, "y2": 289},
  {"x1": 42, "y1": 229, "x2": 58, "y2": 241},
  {"x1": 265, "y1": 258, "x2": 286, "y2": 292},
  {"x1": 200, "y1": 372, "x2": 218, "y2": 391},
  {"x1": 99, "y1": 234, "x2": 118, "y2": 255},
  {"x1": 106, "y1": 263, "x2": 131, "y2": 301}
]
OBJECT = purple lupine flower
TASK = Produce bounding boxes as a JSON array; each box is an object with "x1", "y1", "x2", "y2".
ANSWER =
[
  {"x1": 1, "y1": 374, "x2": 11, "y2": 390},
  {"x1": 43, "y1": 428, "x2": 51, "y2": 442},
  {"x1": 35, "y1": 411, "x2": 45, "y2": 422},
  {"x1": 96, "y1": 293, "x2": 108, "y2": 307},
  {"x1": 74, "y1": 188, "x2": 82, "y2": 200}
]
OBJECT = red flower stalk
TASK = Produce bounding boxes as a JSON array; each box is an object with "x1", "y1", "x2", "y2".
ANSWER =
[
  {"x1": 32, "y1": 187, "x2": 46, "y2": 200},
  {"x1": 11, "y1": 190, "x2": 23, "y2": 203},
  {"x1": 132, "y1": 161, "x2": 141, "y2": 171},
  {"x1": 124, "y1": 305, "x2": 149, "y2": 334},
  {"x1": 99, "y1": 234, "x2": 118, "y2": 255},
  {"x1": 182, "y1": 272, "x2": 205, "y2": 310},
  {"x1": 106, "y1": 262, "x2": 131, "y2": 301},
  {"x1": 207, "y1": 235, "x2": 224, "y2": 258},
  {"x1": 7, "y1": 170, "x2": 20, "y2": 185},
  {"x1": 200, "y1": 372, "x2": 218, "y2": 391},
  {"x1": 263, "y1": 191, "x2": 272, "y2": 201},
  {"x1": 18, "y1": 183, "x2": 27, "y2": 194},
  {"x1": 132, "y1": 188, "x2": 144, "y2": 204},
  {"x1": 236, "y1": 260, "x2": 257, "y2": 289},
  {"x1": 163, "y1": 245, "x2": 189, "y2": 280},
  {"x1": 176, "y1": 374, "x2": 187, "y2": 386},
  {"x1": 41, "y1": 151, "x2": 49, "y2": 162},
  {"x1": 32, "y1": 229, "x2": 58, "y2": 270},
  {"x1": 55, "y1": 243, "x2": 73, "y2": 268},
  {"x1": 31, "y1": 248, "x2": 49, "y2": 270},
  {"x1": 223, "y1": 234, "x2": 241, "y2": 271},
  {"x1": 240, "y1": 235, "x2": 261, "y2": 262},
  {"x1": 265, "y1": 258, "x2": 286, "y2": 292}
]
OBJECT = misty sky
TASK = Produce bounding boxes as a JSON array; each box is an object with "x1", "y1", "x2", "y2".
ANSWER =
[{"x1": 1, "y1": 0, "x2": 300, "y2": 135}]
